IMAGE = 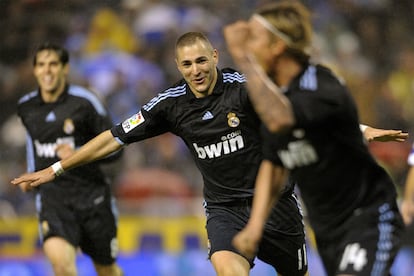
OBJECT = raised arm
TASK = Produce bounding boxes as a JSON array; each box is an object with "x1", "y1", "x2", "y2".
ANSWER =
[
  {"x1": 223, "y1": 21, "x2": 295, "y2": 133},
  {"x1": 232, "y1": 160, "x2": 288, "y2": 258},
  {"x1": 12, "y1": 130, "x2": 122, "y2": 188}
]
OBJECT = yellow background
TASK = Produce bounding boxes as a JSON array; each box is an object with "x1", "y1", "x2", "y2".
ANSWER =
[{"x1": 0, "y1": 216, "x2": 208, "y2": 257}]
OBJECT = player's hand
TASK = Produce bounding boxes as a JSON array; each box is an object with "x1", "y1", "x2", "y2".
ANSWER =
[
  {"x1": 232, "y1": 225, "x2": 261, "y2": 260},
  {"x1": 401, "y1": 199, "x2": 414, "y2": 225},
  {"x1": 18, "y1": 181, "x2": 33, "y2": 192},
  {"x1": 364, "y1": 127, "x2": 408, "y2": 142},
  {"x1": 11, "y1": 167, "x2": 55, "y2": 188},
  {"x1": 223, "y1": 21, "x2": 250, "y2": 62}
]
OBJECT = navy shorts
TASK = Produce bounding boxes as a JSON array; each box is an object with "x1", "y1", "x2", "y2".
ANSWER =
[
  {"x1": 205, "y1": 194, "x2": 307, "y2": 276},
  {"x1": 36, "y1": 190, "x2": 119, "y2": 265},
  {"x1": 316, "y1": 200, "x2": 404, "y2": 276}
]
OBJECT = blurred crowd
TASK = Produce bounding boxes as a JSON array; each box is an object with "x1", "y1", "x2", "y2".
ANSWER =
[{"x1": 1, "y1": 0, "x2": 414, "y2": 222}]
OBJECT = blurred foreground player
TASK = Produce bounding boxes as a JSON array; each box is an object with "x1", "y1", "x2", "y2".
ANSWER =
[{"x1": 225, "y1": 1, "x2": 405, "y2": 275}]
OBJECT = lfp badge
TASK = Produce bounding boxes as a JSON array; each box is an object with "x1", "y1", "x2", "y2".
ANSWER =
[{"x1": 122, "y1": 111, "x2": 145, "y2": 133}]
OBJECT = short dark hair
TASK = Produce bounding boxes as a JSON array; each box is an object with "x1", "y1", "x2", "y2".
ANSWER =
[
  {"x1": 33, "y1": 42, "x2": 69, "y2": 66},
  {"x1": 175, "y1": 32, "x2": 213, "y2": 54}
]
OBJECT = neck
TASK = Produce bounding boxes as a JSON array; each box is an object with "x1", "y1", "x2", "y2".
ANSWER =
[
  {"x1": 207, "y1": 71, "x2": 218, "y2": 96},
  {"x1": 41, "y1": 83, "x2": 66, "y2": 103}
]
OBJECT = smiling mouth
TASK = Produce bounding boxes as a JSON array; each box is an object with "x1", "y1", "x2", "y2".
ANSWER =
[
  {"x1": 193, "y1": 77, "x2": 205, "y2": 84},
  {"x1": 42, "y1": 75, "x2": 54, "y2": 84}
]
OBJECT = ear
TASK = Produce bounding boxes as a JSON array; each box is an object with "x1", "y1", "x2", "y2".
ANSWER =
[
  {"x1": 212, "y1": 49, "x2": 219, "y2": 64},
  {"x1": 63, "y1": 63, "x2": 70, "y2": 75},
  {"x1": 270, "y1": 40, "x2": 287, "y2": 56}
]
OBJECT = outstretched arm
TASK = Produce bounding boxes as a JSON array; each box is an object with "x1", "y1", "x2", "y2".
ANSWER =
[
  {"x1": 360, "y1": 124, "x2": 408, "y2": 142},
  {"x1": 232, "y1": 160, "x2": 288, "y2": 259},
  {"x1": 11, "y1": 130, "x2": 122, "y2": 188}
]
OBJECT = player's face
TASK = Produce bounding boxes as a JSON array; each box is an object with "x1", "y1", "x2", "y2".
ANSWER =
[
  {"x1": 176, "y1": 40, "x2": 218, "y2": 98},
  {"x1": 247, "y1": 17, "x2": 282, "y2": 74},
  {"x1": 33, "y1": 50, "x2": 68, "y2": 95}
]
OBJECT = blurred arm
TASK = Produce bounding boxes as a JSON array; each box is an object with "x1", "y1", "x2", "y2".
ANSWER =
[
  {"x1": 224, "y1": 21, "x2": 295, "y2": 133},
  {"x1": 232, "y1": 161, "x2": 288, "y2": 258}
]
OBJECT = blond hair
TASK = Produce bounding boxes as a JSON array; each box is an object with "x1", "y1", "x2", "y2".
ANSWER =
[{"x1": 255, "y1": 1, "x2": 312, "y2": 62}]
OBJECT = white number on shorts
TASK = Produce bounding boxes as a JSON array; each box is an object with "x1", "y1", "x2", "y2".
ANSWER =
[{"x1": 339, "y1": 243, "x2": 367, "y2": 272}]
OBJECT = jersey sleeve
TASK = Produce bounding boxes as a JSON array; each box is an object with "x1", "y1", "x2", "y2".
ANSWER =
[
  {"x1": 111, "y1": 105, "x2": 169, "y2": 145},
  {"x1": 88, "y1": 102, "x2": 114, "y2": 135},
  {"x1": 79, "y1": 89, "x2": 124, "y2": 162},
  {"x1": 69, "y1": 85, "x2": 114, "y2": 136}
]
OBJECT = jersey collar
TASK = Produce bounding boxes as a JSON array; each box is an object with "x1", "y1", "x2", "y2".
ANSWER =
[
  {"x1": 211, "y1": 68, "x2": 224, "y2": 95},
  {"x1": 37, "y1": 83, "x2": 69, "y2": 104},
  {"x1": 285, "y1": 61, "x2": 311, "y2": 93}
]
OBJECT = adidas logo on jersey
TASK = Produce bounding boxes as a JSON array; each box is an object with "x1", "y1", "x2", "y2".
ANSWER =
[
  {"x1": 202, "y1": 111, "x2": 214, "y2": 120},
  {"x1": 45, "y1": 111, "x2": 56, "y2": 122}
]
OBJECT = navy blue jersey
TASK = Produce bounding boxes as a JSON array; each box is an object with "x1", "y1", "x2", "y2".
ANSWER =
[
  {"x1": 262, "y1": 64, "x2": 398, "y2": 238},
  {"x1": 17, "y1": 84, "x2": 116, "y2": 206},
  {"x1": 112, "y1": 68, "x2": 294, "y2": 204}
]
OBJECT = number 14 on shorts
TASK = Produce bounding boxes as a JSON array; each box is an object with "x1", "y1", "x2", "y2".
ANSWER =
[{"x1": 339, "y1": 243, "x2": 368, "y2": 272}]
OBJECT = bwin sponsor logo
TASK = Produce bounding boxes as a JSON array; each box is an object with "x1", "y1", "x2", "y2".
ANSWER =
[
  {"x1": 193, "y1": 131, "x2": 244, "y2": 159},
  {"x1": 277, "y1": 140, "x2": 318, "y2": 169},
  {"x1": 34, "y1": 137, "x2": 75, "y2": 158}
]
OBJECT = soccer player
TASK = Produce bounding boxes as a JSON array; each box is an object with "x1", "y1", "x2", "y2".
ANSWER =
[
  {"x1": 12, "y1": 33, "x2": 406, "y2": 276},
  {"x1": 16, "y1": 43, "x2": 123, "y2": 276},
  {"x1": 224, "y1": 1, "x2": 405, "y2": 276}
]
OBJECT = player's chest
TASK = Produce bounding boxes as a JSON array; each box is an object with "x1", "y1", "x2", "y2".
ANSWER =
[
  {"x1": 176, "y1": 98, "x2": 253, "y2": 144},
  {"x1": 23, "y1": 103, "x2": 87, "y2": 139}
]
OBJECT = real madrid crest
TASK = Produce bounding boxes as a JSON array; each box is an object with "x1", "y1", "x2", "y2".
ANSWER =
[
  {"x1": 227, "y1": 112, "x2": 240, "y2": 127},
  {"x1": 63, "y1": 118, "x2": 75, "y2": 134}
]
